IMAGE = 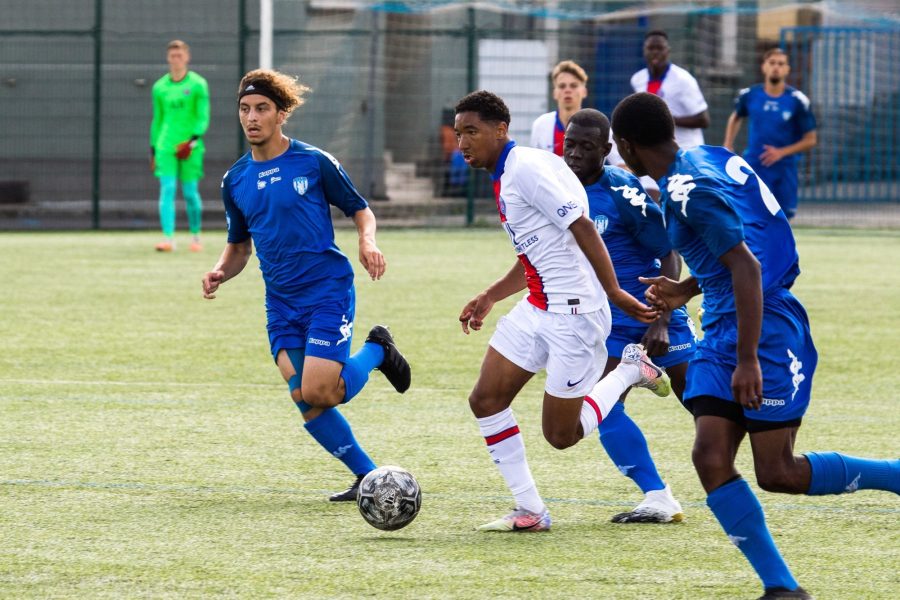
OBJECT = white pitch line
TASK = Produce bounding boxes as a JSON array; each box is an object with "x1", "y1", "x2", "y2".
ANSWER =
[
  {"x1": 2, "y1": 478, "x2": 898, "y2": 514},
  {"x1": 0, "y1": 378, "x2": 466, "y2": 393},
  {"x1": 1, "y1": 378, "x2": 280, "y2": 389}
]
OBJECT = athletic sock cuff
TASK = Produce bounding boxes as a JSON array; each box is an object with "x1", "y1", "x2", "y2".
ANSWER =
[
  {"x1": 598, "y1": 400, "x2": 626, "y2": 432},
  {"x1": 476, "y1": 407, "x2": 515, "y2": 435},
  {"x1": 303, "y1": 407, "x2": 340, "y2": 434},
  {"x1": 707, "y1": 477, "x2": 761, "y2": 528}
]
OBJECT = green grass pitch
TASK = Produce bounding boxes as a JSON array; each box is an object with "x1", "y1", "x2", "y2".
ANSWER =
[{"x1": 1, "y1": 228, "x2": 898, "y2": 599}]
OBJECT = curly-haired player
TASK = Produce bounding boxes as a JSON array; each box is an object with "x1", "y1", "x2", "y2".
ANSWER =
[{"x1": 202, "y1": 69, "x2": 411, "y2": 502}]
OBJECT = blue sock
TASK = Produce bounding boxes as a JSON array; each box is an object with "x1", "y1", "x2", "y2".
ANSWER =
[
  {"x1": 181, "y1": 180, "x2": 203, "y2": 236},
  {"x1": 303, "y1": 408, "x2": 376, "y2": 476},
  {"x1": 805, "y1": 452, "x2": 900, "y2": 495},
  {"x1": 340, "y1": 342, "x2": 384, "y2": 403},
  {"x1": 707, "y1": 478, "x2": 798, "y2": 591},
  {"x1": 158, "y1": 176, "x2": 177, "y2": 237},
  {"x1": 598, "y1": 401, "x2": 666, "y2": 493}
]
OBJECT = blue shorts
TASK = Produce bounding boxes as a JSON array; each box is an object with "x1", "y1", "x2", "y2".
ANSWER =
[
  {"x1": 750, "y1": 161, "x2": 798, "y2": 219},
  {"x1": 683, "y1": 289, "x2": 817, "y2": 423},
  {"x1": 606, "y1": 306, "x2": 697, "y2": 368},
  {"x1": 266, "y1": 287, "x2": 356, "y2": 364}
]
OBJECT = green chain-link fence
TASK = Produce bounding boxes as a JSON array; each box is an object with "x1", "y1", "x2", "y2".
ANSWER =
[{"x1": 1, "y1": 1, "x2": 898, "y2": 229}]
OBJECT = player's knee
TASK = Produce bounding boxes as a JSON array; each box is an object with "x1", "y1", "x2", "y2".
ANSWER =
[
  {"x1": 289, "y1": 387, "x2": 304, "y2": 404},
  {"x1": 541, "y1": 419, "x2": 579, "y2": 450},
  {"x1": 542, "y1": 429, "x2": 577, "y2": 450},
  {"x1": 691, "y1": 442, "x2": 734, "y2": 478},
  {"x1": 300, "y1": 381, "x2": 341, "y2": 408},
  {"x1": 468, "y1": 389, "x2": 501, "y2": 416},
  {"x1": 755, "y1": 470, "x2": 792, "y2": 493},
  {"x1": 755, "y1": 463, "x2": 805, "y2": 494}
]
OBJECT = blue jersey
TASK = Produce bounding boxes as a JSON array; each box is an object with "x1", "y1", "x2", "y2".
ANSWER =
[
  {"x1": 734, "y1": 84, "x2": 816, "y2": 170},
  {"x1": 221, "y1": 139, "x2": 368, "y2": 307},
  {"x1": 658, "y1": 146, "x2": 800, "y2": 324},
  {"x1": 586, "y1": 166, "x2": 672, "y2": 327}
]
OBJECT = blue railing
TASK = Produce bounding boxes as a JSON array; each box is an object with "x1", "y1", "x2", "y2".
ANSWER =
[{"x1": 781, "y1": 26, "x2": 900, "y2": 203}]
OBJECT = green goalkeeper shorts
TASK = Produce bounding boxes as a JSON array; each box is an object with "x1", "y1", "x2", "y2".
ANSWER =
[{"x1": 155, "y1": 146, "x2": 205, "y2": 182}]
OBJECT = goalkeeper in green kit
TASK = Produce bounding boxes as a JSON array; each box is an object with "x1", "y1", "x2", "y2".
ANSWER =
[{"x1": 150, "y1": 40, "x2": 210, "y2": 252}]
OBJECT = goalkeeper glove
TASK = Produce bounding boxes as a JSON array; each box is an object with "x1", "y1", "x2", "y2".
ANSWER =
[{"x1": 175, "y1": 137, "x2": 199, "y2": 160}]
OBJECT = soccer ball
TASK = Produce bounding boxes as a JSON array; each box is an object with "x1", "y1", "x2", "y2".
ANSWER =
[{"x1": 357, "y1": 465, "x2": 421, "y2": 531}]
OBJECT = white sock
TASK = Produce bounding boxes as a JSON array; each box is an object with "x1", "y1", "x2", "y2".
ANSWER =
[
  {"x1": 580, "y1": 366, "x2": 637, "y2": 437},
  {"x1": 579, "y1": 396, "x2": 603, "y2": 439},
  {"x1": 477, "y1": 408, "x2": 544, "y2": 514}
]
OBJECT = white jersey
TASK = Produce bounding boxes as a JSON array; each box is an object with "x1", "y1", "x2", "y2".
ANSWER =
[
  {"x1": 529, "y1": 111, "x2": 564, "y2": 156},
  {"x1": 631, "y1": 63, "x2": 708, "y2": 149},
  {"x1": 492, "y1": 142, "x2": 605, "y2": 314}
]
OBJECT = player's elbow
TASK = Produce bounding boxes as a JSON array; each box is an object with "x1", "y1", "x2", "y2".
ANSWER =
[
  {"x1": 805, "y1": 131, "x2": 818, "y2": 149},
  {"x1": 698, "y1": 111, "x2": 711, "y2": 129},
  {"x1": 237, "y1": 240, "x2": 253, "y2": 259},
  {"x1": 738, "y1": 257, "x2": 762, "y2": 292}
]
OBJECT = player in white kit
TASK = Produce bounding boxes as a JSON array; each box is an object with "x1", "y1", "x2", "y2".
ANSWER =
[
  {"x1": 529, "y1": 60, "x2": 589, "y2": 157},
  {"x1": 631, "y1": 30, "x2": 709, "y2": 149},
  {"x1": 453, "y1": 90, "x2": 671, "y2": 532},
  {"x1": 608, "y1": 31, "x2": 711, "y2": 201}
]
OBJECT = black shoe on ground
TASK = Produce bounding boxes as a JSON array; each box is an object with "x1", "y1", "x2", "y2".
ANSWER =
[
  {"x1": 365, "y1": 325, "x2": 411, "y2": 394},
  {"x1": 329, "y1": 474, "x2": 364, "y2": 502},
  {"x1": 758, "y1": 586, "x2": 812, "y2": 599}
]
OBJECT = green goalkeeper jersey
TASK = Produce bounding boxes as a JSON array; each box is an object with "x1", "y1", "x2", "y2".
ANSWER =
[{"x1": 150, "y1": 71, "x2": 210, "y2": 153}]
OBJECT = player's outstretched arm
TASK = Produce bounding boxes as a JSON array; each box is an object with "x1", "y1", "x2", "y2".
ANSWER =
[
  {"x1": 719, "y1": 242, "x2": 763, "y2": 410},
  {"x1": 459, "y1": 260, "x2": 526, "y2": 335},
  {"x1": 639, "y1": 274, "x2": 700, "y2": 312},
  {"x1": 570, "y1": 215, "x2": 657, "y2": 323},
  {"x1": 202, "y1": 240, "x2": 253, "y2": 299},
  {"x1": 352, "y1": 207, "x2": 385, "y2": 281}
]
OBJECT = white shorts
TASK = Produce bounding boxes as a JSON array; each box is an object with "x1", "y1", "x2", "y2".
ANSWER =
[{"x1": 489, "y1": 298, "x2": 611, "y2": 398}]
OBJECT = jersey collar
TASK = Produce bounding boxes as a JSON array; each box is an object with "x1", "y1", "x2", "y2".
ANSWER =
[
  {"x1": 492, "y1": 141, "x2": 516, "y2": 182},
  {"x1": 659, "y1": 148, "x2": 685, "y2": 187},
  {"x1": 649, "y1": 63, "x2": 671, "y2": 82},
  {"x1": 554, "y1": 111, "x2": 565, "y2": 132}
]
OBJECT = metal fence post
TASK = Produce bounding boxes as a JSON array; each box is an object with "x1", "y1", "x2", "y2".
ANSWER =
[
  {"x1": 91, "y1": 0, "x2": 103, "y2": 229},
  {"x1": 238, "y1": 0, "x2": 247, "y2": 158},
  {"x1": 465, "y1": 6, "x2": 476, "y2": 226},
  {"x1": 364, "y1": 12, "x2": 379, "y2": 199}
]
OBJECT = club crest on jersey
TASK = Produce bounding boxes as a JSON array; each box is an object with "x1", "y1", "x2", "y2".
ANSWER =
[
  {"x1": 782, "y1": 111, "x2": 792, "y2": 121},
  {"x1": 183, "y1": 89, "x2": 191, "y2": 96},
  {"x1": 293, "y1": 177, "x2": 308, "y2": 196},
  {"x1": 593, "y1": 214, "x2": 609, "y2": 235}
]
